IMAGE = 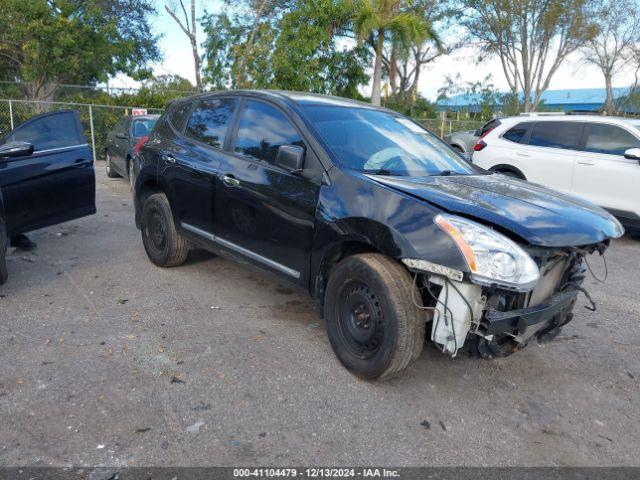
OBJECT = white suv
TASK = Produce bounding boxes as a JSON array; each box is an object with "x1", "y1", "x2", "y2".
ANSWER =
[{"x1": 471, "y1": 115, "x2": 640, "y2": 230}]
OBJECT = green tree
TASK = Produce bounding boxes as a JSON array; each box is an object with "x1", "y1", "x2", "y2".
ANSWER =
[
  {"x1": 0, "y1": 0, "x2": 160, "y2": 101},
  {"x1": 460, "y1": 0, "x2": 598, "y2": 112},
  {"x1": 350, "y1": 0, "x2": 427, "y2": 105},
  {"x1": 201, "y1": 0, "x2": 369, "y2": 97},
  {"x1": 581, "y1": 0, "x2": 640, "y2": 114}
]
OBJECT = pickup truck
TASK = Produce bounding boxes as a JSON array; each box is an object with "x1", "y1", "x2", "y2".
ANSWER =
[
  {"x1": 133, "y1": 91, "x2": 623, "y2": 380},
  {"x1": 0, "y1": 110, "x2": 96, "y2": 285}
]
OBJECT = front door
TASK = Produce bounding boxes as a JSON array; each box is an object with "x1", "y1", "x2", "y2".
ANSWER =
[
  {"x1": 0, "y1": 110, "x2": 96, "y2": 236},
  {"x1": 572, "y1": 122, "x2": 640, "y2": 217},
  {"x1": 213, "y1": 99, "x2": 321, "y2": 287}
]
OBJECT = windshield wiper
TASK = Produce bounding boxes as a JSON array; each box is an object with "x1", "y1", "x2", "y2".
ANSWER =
[
  {"x1": 433, "y1": 170, "x2": 463, "y2": 176},
  {"x1": 361, "y1": 168, "x2": 398, "y2": 176}
]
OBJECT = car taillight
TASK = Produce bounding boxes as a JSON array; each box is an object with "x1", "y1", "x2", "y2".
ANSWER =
[
  {"x1": 134, "y1": 135, "x2": 149, "y2": 156},
  {"x1": 473, "y1": 140, "x2": 487, "y2": 152}
]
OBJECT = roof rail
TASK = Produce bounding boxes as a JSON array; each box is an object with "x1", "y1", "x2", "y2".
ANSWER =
[{"x1": 518, "y1": 112, "x2": 566, "y2": 116}]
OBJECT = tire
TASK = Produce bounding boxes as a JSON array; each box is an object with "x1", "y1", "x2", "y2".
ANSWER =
[
  {"x1": 324, "y1": 253, "x2": 426, "y2": 380},
  {"x1": 141, "y1": 193, "x2": 189, "y2": 267},
  {"x1": 451, "y1": 145, "x2": 464, "y2": 153},
  {"x1": 0, "y1": 217, "x2": 8, "y2": 286},
  {"x1": 106, "y1": 151, "x2": 120, "y2": 178}
]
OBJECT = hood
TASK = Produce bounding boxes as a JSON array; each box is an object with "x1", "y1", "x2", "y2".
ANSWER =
[{"x1": 367, "y1": 173, "x2": 624, "y2": 247}]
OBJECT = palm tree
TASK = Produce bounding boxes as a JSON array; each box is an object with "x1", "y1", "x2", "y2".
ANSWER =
[{"x1": 351, "y1": 0, "x2": 426, "y2": 106}]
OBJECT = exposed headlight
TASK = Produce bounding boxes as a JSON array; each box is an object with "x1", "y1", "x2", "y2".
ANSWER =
[{"x1": 435, "y1": 214, "x2": 539, "y2": 291}]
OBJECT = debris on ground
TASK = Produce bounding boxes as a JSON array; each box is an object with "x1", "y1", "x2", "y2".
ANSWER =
[
  {"x1": 420, "y1": 420, "x2": 431, "y2": 430},
  {"x1": 186, "y1": 421, "x2": 205, "y2": 434}
]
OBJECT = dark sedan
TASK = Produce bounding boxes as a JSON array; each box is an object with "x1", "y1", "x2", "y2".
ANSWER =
[
  {"x1": 0, "y1": 110, "x2": 96, "y2": 285},
  {"x1": 105, "y1": 114, "x2": 158, "y2": 187},
  {"x1": 133, "y1": 91, "x2": 623, "y2": 380}
]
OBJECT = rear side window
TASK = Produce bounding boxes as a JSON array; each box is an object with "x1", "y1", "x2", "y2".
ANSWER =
[
  {"x1": 185, "y1": 98, "x2": 237, "y2": 149},
  {"x1": 4, "y1": 110, "x2": 84, "y2": 151},
  {"x1": 233, "y1": 100, "x2": 304, "y2": 167},
  {"x1": 528, "y1": 121, "x2": 581, "y2": 150},
  {"x1": 584, "y1": 123, "x2": 640, "y2": 156},
  {"x1": 502, "y1": 122, "x2": 533, "y2": 143}
]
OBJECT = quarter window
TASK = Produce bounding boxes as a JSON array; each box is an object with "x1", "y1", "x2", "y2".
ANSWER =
[
  {"x1": 503, "y1": 122, "x2": 533, "y2": 144},
  {"x1": 234, "y1": 100, "x2": 304, "y2": 166},
  {"x1": 528, "y1": 122, "x2": 581, "y2": 150},
  {"x1": 584, "y1": 123, "x2": 640, "y2": 156},
  {"x1": 185, "y1": 98, "x2": 237, "y2": 148}
]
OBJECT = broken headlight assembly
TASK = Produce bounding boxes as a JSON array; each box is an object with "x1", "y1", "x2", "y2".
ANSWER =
[{"x1": 434, "y1": 214, "x2": 540, "y2": 292}]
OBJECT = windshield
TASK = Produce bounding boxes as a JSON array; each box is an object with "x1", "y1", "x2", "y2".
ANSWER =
[
  {"x1": 301, "y1": 105, "x2": 477, "y2": 176},
  {"x1": 131, "y1": 118, "x2": 157, "y2": 138}
]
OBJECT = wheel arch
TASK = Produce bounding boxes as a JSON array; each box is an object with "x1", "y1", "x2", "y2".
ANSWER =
[
  {"x1": 134, "y1": 178, "x2": 165, "y2": 229},
  {"x1": 489, "y1": 164, "x2": 526, "y2": 179}
]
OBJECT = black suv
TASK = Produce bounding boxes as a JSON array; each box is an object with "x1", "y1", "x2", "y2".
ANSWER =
[{"x1": 134, "y1": 91, "x2": 623, "y2": 380}]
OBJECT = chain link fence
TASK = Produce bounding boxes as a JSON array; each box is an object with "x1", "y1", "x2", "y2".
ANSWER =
[
  {"x1": 0, "y1": 99, "x2": 163, "y2": 161},
  {"x1": 416, "y1": 118, "x2": 486, "y2": 138}
]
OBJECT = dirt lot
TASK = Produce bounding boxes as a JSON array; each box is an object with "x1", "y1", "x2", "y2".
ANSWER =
[{"x1": 1, "y1": 166, "x2": 639, "y2": 467}]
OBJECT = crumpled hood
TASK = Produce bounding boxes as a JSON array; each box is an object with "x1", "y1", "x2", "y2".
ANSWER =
[{"x1": 367, "y1": 173, "x2": 624, "y2": 247}]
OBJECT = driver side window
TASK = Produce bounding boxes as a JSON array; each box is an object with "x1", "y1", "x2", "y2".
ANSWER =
[
  {"x1": 233, "y1": 100, "x2": 305, "y2": 168},
  {"x1": 4, "y1": 110, "x2": 84, "y2": 151}
]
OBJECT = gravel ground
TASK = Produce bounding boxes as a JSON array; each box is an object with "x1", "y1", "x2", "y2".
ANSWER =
[{"x1": 0, "y1": 166, "x2": 639, "y2": 467}]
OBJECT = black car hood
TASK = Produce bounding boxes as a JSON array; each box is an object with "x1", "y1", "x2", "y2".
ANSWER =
[{"x1": 367, "y1": 173, "x2": 624, "y2": 247}]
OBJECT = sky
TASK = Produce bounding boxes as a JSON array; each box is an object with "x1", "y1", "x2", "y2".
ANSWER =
[{"x1": 108, "y1": 0, "x2": 639, "y2": 100}]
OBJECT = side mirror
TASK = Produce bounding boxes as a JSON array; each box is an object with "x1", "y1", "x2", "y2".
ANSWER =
[
  {"x1": 275, "y1": 145, "x2": 304, "y2": 172},
  {"x1": 473, "y1": 129, "x2": 482, "y2": 137},
  {"x1": 0, "y1": 141, "x2": 34, "y2": 160},
  {"x1": 624, "y1": 148, "x2": 640, "y2": 162}
]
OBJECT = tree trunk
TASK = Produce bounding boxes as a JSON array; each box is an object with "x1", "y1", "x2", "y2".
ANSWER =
[
  {"x1": 523, "y1": 88, "x2": 532, "y2": 112},
  {"x1": 389, "y1": 44, "x2": 398, "y2": 96},
  {"x1": 604, "y1": 71, "x2": 614, "y2": 114},
  {"x1": 371, "y1": 30, "x2": 384, "y2": 106},
  {"x1": 191, "y1": 34, "x2": 202, "y2": 90},
  {"x1": 190, "y1": 0, "x2": 202, "y2": 91}
]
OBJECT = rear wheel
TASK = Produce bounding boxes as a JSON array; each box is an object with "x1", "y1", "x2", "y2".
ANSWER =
[
  {"x1": 451, "y1": 145, "x2": 464, "y2": 153},
  {"x1": 106, "y1": 152, "x2": 120, "y2": 178},
  {"x1": 141, "y1": 193, "x2": 188, "y2": 267},
  {"x1": 324, "y1": 253, "x2": 425, "y2": 380}
]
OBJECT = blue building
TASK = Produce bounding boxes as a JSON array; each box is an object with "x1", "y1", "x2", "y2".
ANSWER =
[{"x1": 437, "y1": 87, "x2": 633, "y2": 113}]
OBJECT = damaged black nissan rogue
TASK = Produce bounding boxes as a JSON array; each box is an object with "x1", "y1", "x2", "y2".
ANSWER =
[{"x1": 134, "y1": 91, "x2": 624, "y2": 380}]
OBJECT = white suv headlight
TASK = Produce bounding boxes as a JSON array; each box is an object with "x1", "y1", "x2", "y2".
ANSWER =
[{"x1": 435, "y1": 214, "x2": 539, "y2": 291}]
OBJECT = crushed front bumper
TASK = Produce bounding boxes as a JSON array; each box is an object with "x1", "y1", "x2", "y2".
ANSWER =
[{"x1": 479, "y1": 288, "x2": 578, "y2": 344}]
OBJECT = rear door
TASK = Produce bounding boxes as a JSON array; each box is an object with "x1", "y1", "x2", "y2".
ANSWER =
[
  {"x1": 572, "y1": 122, "x2": 640, "y2": 216},
  {"x1": 160, "y1": 97, "x2": 238, "y2": 234},
  {"x1": 211, "y1": 98, "x2": 321, "y2": 287},
  {"x1": 0, "y1": 110, "x2": 96, "y2": 236},
  {"x1": 516, "y1": 121, "x2": 583, "y2": 193}
]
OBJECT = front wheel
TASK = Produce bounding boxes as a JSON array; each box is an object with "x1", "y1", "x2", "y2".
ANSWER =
[
  {"x1": 324, "y1": 253, "x2": 426, "y2": 380},
  {"x1": 141, "y1": 193, "x2": 189, "y2": 267}
]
